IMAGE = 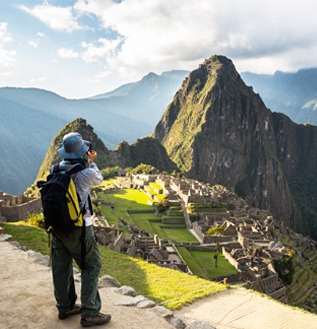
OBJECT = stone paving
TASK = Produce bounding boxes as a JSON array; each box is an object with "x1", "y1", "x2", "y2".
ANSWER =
[{"x1": 174, "y1": 288, "x2": 317, "y2": 329}]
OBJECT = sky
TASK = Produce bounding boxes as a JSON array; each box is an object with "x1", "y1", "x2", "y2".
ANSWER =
[{"x1": 1, "y1": 0, "x2": 317, "y2": 99}]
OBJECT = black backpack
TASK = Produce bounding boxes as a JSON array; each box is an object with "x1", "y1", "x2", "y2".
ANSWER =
[
  {"x1": 37, "y1": 163, "x2": 86, "y2": 236},
  {"x1": 37, "y1": 163, "x2": 92, "y2": 269}
]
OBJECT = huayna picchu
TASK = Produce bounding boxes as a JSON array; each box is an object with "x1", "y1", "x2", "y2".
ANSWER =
[{"x1": 154, "y1": 55, "x2": 317, "y2": 242}]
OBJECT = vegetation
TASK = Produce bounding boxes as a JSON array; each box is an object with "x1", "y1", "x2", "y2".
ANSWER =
[
  {"x1": 177, "y1": 247, "x2": 238, "y2": 280},
  {"x1": 273, "y1": 255, "x2": 295, "y2": 285},
  {"x1": 1, "y1": 221, "x2": 49, "y2": 256},
  {"x1": 288, "y1": 174, "x2": 317, "y2": 241},
  {"x1": 101, "y1": 166, "x2": 122, "y2": 179},
  {"x1": 97, "y1": 188, "x2": 197, "y2": 242},
  {"x1": 207, "y1": 226, "x2": 225, "y2": 236},
  {"x1": 2, "y1": 220, "x2": 226, "y2": 310},
  {"x1": 130, "y1": 163, "x2": 158, "y2": 174},
  {"x1": 98, "y1": 247, "x2": 226, "y2": 309}
]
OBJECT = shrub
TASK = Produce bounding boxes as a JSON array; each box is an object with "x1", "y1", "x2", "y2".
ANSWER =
[{"x1": 26, "y1": 212, "x2": 45, "y2": 228}]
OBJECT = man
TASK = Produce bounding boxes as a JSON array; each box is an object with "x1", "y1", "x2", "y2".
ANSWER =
[{"x1": 52, "y1": 132, "x2": 111, "y2": 327}]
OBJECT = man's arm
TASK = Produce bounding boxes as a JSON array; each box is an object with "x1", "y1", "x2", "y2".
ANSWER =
[{"x1": 86, "y1": 150, "x2": 103, "y2": 186}]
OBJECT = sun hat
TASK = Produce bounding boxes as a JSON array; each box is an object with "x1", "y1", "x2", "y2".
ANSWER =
[{"x1": 58, "y1": 132, "x2": 90, "y2": 159}]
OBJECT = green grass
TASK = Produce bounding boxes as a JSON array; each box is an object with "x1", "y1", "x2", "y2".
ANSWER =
[
  {"x1": 177, "y1": 246, "x2": 209, "y2": 279},
  {"x1": 148, "y1": 221, "x2": 197, "y2": 243},
  {"x1": 97, "y1": 246, "x2": 227, "y2": 309},
  {"x1": 98, "y1": 188, "x2": 198, "y2": 243},
  {"x1": 1, "y1": 222, "x2": 49, "y2": 255},
  {"x1": 178, "y1": 247, "x2": 238, "y2": 280},
  {"x1": 97, "y1": 189, "x2": 152, "y2": 227},
  {"x1": 1, "y1": 221, "x2": 227, "y2": 310},
  {"x1": 99, "y1": 178, "x2": 117, "y2": 188}
]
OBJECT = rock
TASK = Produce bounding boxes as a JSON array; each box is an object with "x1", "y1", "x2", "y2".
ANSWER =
[
  {"x1": 27, "y1": 250, "x2": 50, "y2": 266},
  {"x1": 9, "y1": 241, "x2": 22, "y2": 249},
  {"x1": 115, "y1": 295, "x2": 147, "y2": 307},
  {"x1": 74, "y1": 270, "x2": 81, "y2": 283},
  {"x1": 0, "y1": 234, "x2": 12, "y2": 242},
  {"x1": 185, "y1": 321, "x2": 216, "y2": 329},
  {"x1": 99, "y1": 274, "x2": 121, "y2": 288},
  {"x1": 114, "y1": 285, "x2": 136, "y2": 297},
  {"x1": 136, "y1": 299, "x2": 156, "y2": 309},
  {"x1": 167, "y1": 316, "x2": 186, "y2": 329},
  {"x1": 153, "y1": 305, "x2": 173, "y2": 318}
]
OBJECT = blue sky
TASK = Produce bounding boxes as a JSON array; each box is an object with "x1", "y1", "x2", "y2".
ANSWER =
[{"x1": 1, "y1": 0, "x2": 317, "y2": 99}]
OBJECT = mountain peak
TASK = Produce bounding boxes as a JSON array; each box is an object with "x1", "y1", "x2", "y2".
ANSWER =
[
  {"x1": 35, "y1": 118, "x2": 111, "y2": 183},
  {"x1": 153, "y1": 54, "x2": 297, "y2": 237}
]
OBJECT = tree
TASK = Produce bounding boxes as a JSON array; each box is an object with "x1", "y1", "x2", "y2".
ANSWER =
[
  {"x1": 207, "y1": 226, "x2": 225, "y2": 237},
  {"x1": 154, "y1": 196, "x2": 169, "y2": 215},
  {"x1": 130, "y1": 163, "x2": 158, "y2": 174},
  {"x1": 207, "y1": 226, "x2": 225, "y2": 267}
]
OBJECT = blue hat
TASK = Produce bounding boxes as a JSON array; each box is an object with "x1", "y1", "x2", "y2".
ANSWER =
[{"x1": 58, "y1": 132, "x2": 90, "y2": 159}]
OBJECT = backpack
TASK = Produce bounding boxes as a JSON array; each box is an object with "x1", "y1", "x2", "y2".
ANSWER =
[{"x1": 37, "y1": 163, "x2": 86, "y2": 236}]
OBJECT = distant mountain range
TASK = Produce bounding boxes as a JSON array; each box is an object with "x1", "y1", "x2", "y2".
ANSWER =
[
  {"x1": 0, "y1": 70, "x2": 188, "y2": 195},
  {"x1": 241, "y1": 69, "x2": 317, "y2": 125}
]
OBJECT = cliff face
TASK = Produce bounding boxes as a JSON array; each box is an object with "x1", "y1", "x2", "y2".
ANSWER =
[
  {"x1": 154, "y1": 55, "x2": 317, "y2": 239},
  {"x1": 114, "y1": 137, "x2": 178, "y2": 173}
]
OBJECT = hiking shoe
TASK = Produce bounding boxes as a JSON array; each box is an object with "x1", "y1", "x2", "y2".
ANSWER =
[
  {"x1": 58, "y1": 303, "x2": 81, "y2": 320},
  {"x1": 80, "y1": 313, "x2": 111, "y2": 327}
]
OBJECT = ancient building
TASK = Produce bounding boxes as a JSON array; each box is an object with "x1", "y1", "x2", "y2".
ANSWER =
[{"x1": 0, "y1": 192, "x2": 42, "y2": 222}]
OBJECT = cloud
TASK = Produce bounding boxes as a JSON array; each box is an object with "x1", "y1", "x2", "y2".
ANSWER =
[
  {"x1": 37, "y1": 32, "x2": 46, "y2": 38},
  {"x1": 19, "y1": 3, "x2": 84, "y2": 32},
  {"x1": 9, "y1": 0, "x2": 317, "y2": 98},
  {"x1": 30, "y1": 76, "x2": 48, "y2": 83},
  {"x1": 0, "y1": 22, "x2": 16, "y2": 73},
  {"x1": 0, "y1": 22, "x2": 13, "y2": 43},
  {"x1": 58, "y1": 48, "x2": 79, "y2": 59},
  {"x1": 28, "y1": 40, "x2": 38, "y2": 48},
  {"x1": 74, "y1": 0, "x2": 317, "y2": 75},
  {"x1": 81, "y1": 37, "x2": 123, "y2": 63}
]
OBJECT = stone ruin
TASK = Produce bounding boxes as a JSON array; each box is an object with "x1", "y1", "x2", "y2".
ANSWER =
[
  {"x1": 106, "y1": 174, "x2": 300, "y2": 303},
  {"x1": 0, "y1": 191, "x2": 42, "y2": 223}
]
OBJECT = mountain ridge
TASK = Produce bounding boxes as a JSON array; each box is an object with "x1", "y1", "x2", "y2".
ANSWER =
[{"x1": 241, "y1": 67, "x2": 317, "y2": 125}]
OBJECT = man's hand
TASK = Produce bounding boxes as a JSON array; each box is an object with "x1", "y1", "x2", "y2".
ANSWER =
[{"x1": 87, "y1": 150, "x2": 97, "y2": 164}]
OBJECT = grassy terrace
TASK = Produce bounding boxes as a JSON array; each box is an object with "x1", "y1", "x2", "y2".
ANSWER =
[
  {"x1": 2, "y1": 221, "x2": 227, "y2": 310},
  {"x1": 97, "y1": 183, "x2": 238, "y2": 281},
  {"x1": 97, "y1": 187, "x2": 197, "y2": 243},
  {"x1": 177, "y1": 247, "x2": 238, "y2": 280}
]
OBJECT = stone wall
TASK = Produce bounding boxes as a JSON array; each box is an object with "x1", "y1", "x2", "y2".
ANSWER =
[
  {"x1": 1, "y1": 196, "x2": 42, "y2": 222},
  {"x1": 162, "y1": 217, "x2": 184, "y2": 224}
]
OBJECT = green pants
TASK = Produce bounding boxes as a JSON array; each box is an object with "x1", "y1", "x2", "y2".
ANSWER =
[{"x1": 52, "y1": 225, "x2": 101, "y2": 318}]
